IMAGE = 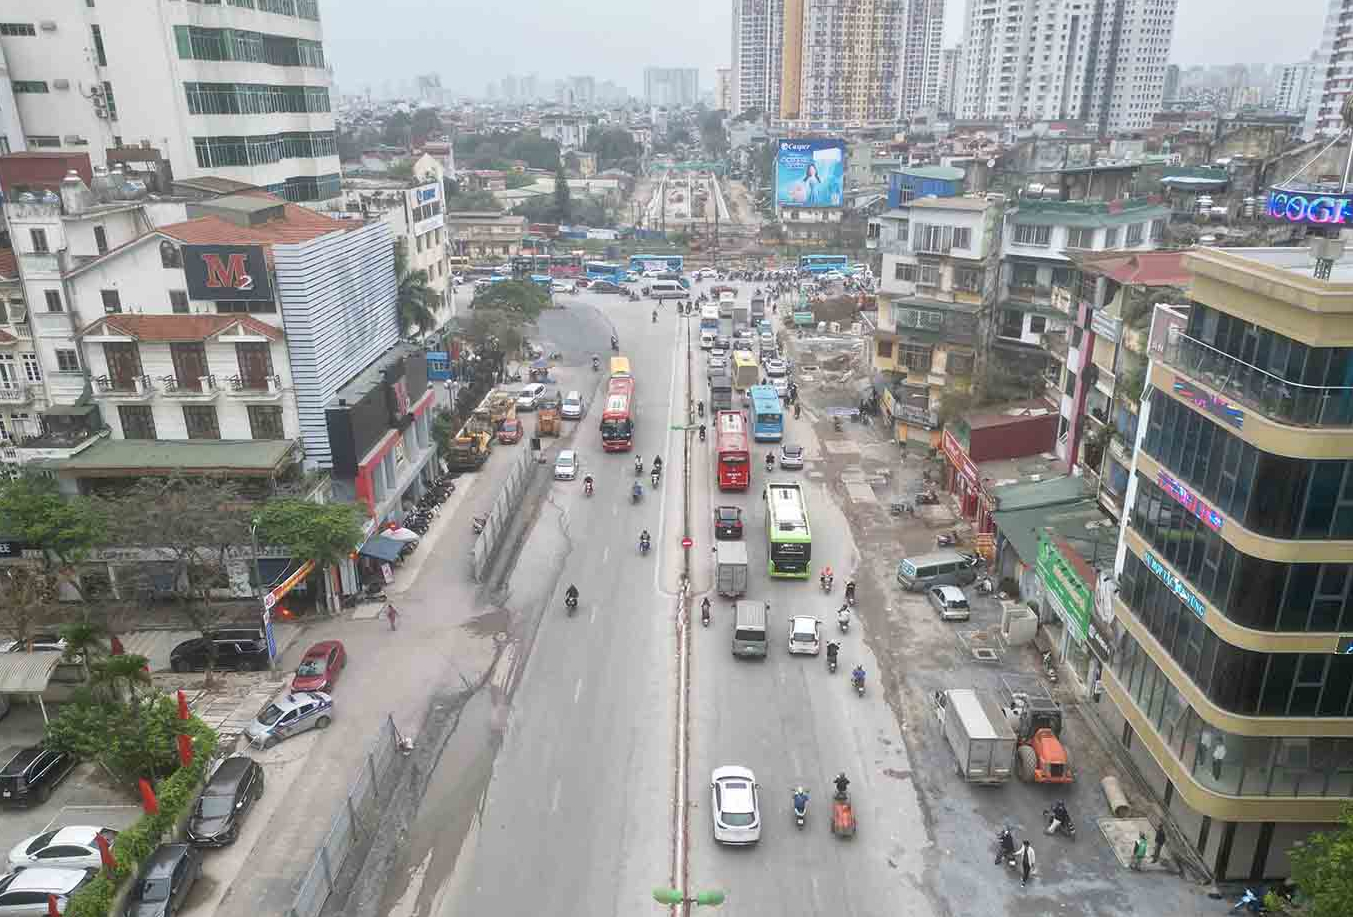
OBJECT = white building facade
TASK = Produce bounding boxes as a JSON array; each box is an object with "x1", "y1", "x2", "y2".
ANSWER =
[
  {"x1": 901, "y1": 0, "x2": 945, "y2": 118},
  {"x1": 644, "y1": 68, "x2": 699, "y2": 107},
  {"x1": 0, "y1": 0, "x2": 340, "y2": 204},
  {"x1": 1308, "y1": 0, "x2": 1353, "y2": 137},
  {"x1": 730, "y1": 0, "x2": 783, "y2": 118}
]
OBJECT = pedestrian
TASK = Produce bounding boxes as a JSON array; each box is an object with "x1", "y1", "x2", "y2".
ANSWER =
[
  {"x1": 385, "y1": 602, "x2": 400, "y2": 631},
  {"x1": 1151, "y1": 823, "x2": 1166, "y2": 863},
  {"x1": 1019, "y1": 840, "x2": 1035, "y2": 887},
  {"x1": 1211, "y1": 741, "x2": 1227, "y2": 781},
  {"x1": 1131, "y1": 832, "x2": 1148, "y2": 871}
]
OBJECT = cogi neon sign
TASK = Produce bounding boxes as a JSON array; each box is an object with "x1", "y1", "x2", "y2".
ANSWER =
[{"x1": 1266, "y1": 188, "x2": 1353, "y2": 226}]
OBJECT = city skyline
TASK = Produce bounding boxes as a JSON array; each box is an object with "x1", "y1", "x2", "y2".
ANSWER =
[{"x1": 319, "y1": 0, "x2": 1331, "y2": 102}]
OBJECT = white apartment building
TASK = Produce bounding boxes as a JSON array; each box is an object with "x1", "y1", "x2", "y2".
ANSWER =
[
  {"x1": 959, "y1": 0, "x2": 1177, "y2": 135},
  {"x1": 0, "y1": 0, "x2": 340, "y2": 204},
  {"x1": 539, "y1": 115, "x2": 590, "y2": 150},
  {"x1": 730, "y1": 0, "x2": 783, "y2": 118},
  {"x1": 796, "y1": 0, "x2": 905, "y2": 122},
  {"x1": 1274, "y1": 61, "x2": 1316, "y2": 118},
  {"x1": 644, "y1": 68, "x2": 699, "y2": 107},
  {"x1": 716, "y1": 68, "x2": 732, "y2": 113},
  {"x1": 1308, "y1": 0, "x2": 1353, "y2": 137},
  {"x1": 938, "y1": 46, "x2": 962, "y2": 117},
  {"x1": 901, "y1": 0, "x2": 945, "y2": 119},
  {"x1": 0, "y1": 43, "x2": 22, "y2": 155}
]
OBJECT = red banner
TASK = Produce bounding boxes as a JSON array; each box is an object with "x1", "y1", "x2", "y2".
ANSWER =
[{"x1": 942, "y1": 430, "x2": 979, "y2": 486}]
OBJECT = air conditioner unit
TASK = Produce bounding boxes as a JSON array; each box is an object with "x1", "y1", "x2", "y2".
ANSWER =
[
  {"x1": 52, "y1": 79, "x2": 70, "y2": 91},
  {"x1": 39, "y1": 20, "x2": 56, "y2": 31},
  {"x1": 63, "y1": 135, "x2": 89, "y2": 145}
]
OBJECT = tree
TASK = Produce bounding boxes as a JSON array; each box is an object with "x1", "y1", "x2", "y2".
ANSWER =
[
  {"x1": 59, "y1": 621, "x2": 107, "y2": 683},
  {"x1": 459, "y1": 309, "x2": 530, "y2": 356},
  {"x1": 382, "y1": 111, "x2": 412, "y2": 148},
  {"x1": 584, "y1": 129, "x2": 640, "y2": 169},
  {"x1": 442, "y1": 177, "x2": 501, "y2": 212},
  {"x1": 554, "y1": 164, "x2": 572, "y2": 222},
  {"x1": 0, "y1": 478, "x2": 107, "y2": 574},
  {"x1": 99, "y1": 474, "x2": 253, "y2": 680},
  {"x1": 254, "y1": 500, "x2": 365, "y2": 569},
  {"x1": 45, "y1": 690, "x2": 204, "y2": 784},
  {"x1": 0, "y1": 567, "x2": 62, "y2": 648},
  {"x1": 699, "y1": 111, "x2": 728, "y2": 156},
  {"x1": 394, "y1": 239, "x2": 439, "y2": 335},
  {"x1": 1278, "y1": 805, "x2": 1353, "y2": 916},
  {"x1": 411, "y1": 108, "x2": 442, "y2": 143},
  {"x1": 471, "y1": 280, "x2": 549, "y2": 319}
]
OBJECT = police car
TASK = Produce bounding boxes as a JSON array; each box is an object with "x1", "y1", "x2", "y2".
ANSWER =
[{"x1": 245, "y1": 691, "x2": 334, "y2": 749}]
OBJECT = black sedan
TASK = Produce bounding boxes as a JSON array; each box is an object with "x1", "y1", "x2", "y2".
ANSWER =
[
  {"x1": 589, "y1": 280, "x2": 623, "y2": 294},
  {"x1": 0, "y1": 744, "x2": 77, "y2": 806},
  {"x1": 187, "y1": 756, "x2": 264, "y2": 846},
  {"x1": 126, "y1": 843, "x2": 202, "y2": 917},
  {"x1": 714, "y1": 506, "x2": 744, "y2": 540}
]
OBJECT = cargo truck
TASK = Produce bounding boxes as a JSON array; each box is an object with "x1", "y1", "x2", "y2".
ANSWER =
[
  {"x1": 709, "y1": 371, "x2": 733, "y2": 413},
  {"x1": 731, "y1": 302, "x2": 750, "y2": 332},
  {"x1": 750, "y1": 294, "x2": 766, "y2": 326},
  {"x1": 715, "y1": 541, "x2": 749, "y2": 597},
  {"x1": 939, "y1": 688, "x2": 1017, "y2": 785}
]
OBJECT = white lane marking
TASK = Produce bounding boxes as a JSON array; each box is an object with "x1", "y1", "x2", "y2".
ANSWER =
[
  {"x1": 573, "y1": 677, "x2": 583, "y2": 704},
  {"x1": 603, "y1": 546, "x2": 610, "y2": 564},
  {"x1": 589, "y1": 604, "x2": 597, "y2": 624},
  {"x1": 550, "y1": 778, "x2": 561, "y2": 812}
]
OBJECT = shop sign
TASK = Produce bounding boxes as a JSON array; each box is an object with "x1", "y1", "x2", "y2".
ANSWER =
[
  {"x1": 263, "y1": 559, "x2": 316, "y2": 611},
  {"x1": 942, "y1": 429, "x2": 979, "y2": 486},
  {"x1": 1037, "y1": 535, "x2": 1091, "y2": 644},
  {"x1": 1172, "y1": 378, "x2": 1244, "y2": 430},
  {"x1": 1087, "y1": 619, "x2": 1114, "y2": 662},
  {"x1": 1143, "y1": 550, "x2": 1206, "y2": 621},
  {"x1": 1157, "y1": 470, "x2": 1223, "y2": 532},
  {"x1": 0, "y1": 537, "x2": 28, "y2": 558},
  {"x1": 1090, "y1": 312, "x2": 1121, "y2": 344}
]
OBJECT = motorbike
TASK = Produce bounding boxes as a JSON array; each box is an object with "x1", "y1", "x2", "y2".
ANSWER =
[
  {"x1": 700, "y1": 601, "x2": 711, "y2": 627},
  {"x1": 826, "y1": 652, "x2": 838, "y2": 673},
  {"x1": 820, "y1": 574, "x2": 833, "y2": 594},
  {"x1": 994, "y1": 828, "x2": 1018, "y2": 868},
  {"x1": 844, "y1": 585, "x2": 856, "y2": 607},
  {"x1": 591, "y1": 357, "x2": 600, "y2": 372},
  {"x1": 852, "y1": 669, "x2": 866, "y2": 697},
  {"x1": 639, "y1": 537, "x2": 651, "y2": 556},
  {"x1": 837, "y1": 608, "x2": 850, "y2": 633},
  {"x1": 698, "y1": 425, "x2": 707, "y2": 442},
  {"x1": 1043, "y1": 650, "x2": 1059, "y2": 683},
  {"x1": 584, "y1": 479, "x2": 594, "y2": 497},
  {"x1": 697, "y1": 401, "x2": 705, "y2": 418},
  {"x1": 611, "y1": 337, "x2": 620, "y2": 351},
  {"x1": 1232, "y1": 889, "x2": 1267, "y2": 914},
  {"x1": 1043, "y1": 803, "x2": 1076, "y2": 840},
  {"x1": 936, "y1": 530, "x2": 959, "y2": 547},
  {"x1": 765, "y1": 455, "x2": 775, "y2": 472},
  {"x1": 651, "y1": 469, "x2": 661, "y2": 488},
  {"x1": 634, "y1": 458, "x2": 644, "y2": 476},
  {"x1": 915, "y1": 490, "x2": 939, "y2": 505},
  {"x1": 472, "y1": 514, "x2": 489, "y2": 534},
  {"x1": 792, "y1": 788, "x2": 809, "y2": 829},
  {"x1": 565, "y1": 594, "x2": 578, "y2": 615},
  {"x1": 652, "y1": 311, "x2": 658, "y2": 323}
]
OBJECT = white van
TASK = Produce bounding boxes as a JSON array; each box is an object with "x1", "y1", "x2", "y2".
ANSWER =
[
  {"x1": 650, "y1": 280, "x2": 688, "y2": 300},
  {"x1": 700, "y1": 329, "x2": 716, "y2": 349}
]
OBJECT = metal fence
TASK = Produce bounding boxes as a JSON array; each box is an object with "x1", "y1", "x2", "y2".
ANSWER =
[
  {"x1": 286, "y1": 716, "x2": 403, "y2": 917},
  {"x1": 471, "y1": 447, "x2": 537, "y2": 582}
]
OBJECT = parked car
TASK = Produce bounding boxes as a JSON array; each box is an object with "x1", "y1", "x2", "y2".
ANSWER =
[
  {"x1": 0, "y1": 634, "x2": 66, "y2": 654},
  {"x1": 516, "y1": 383, "x2": 546, "y2": 410},
  {"x1": 550, "y1": 279, "x2": 577, "y2": 294},
  {"x1": 0, "y1": 867, "x2": 94, "y2": 916},
  {"x1": 245, "y1": 691, "x2": 334, "y2": 749},
  {"x1": 124, "y1": 843, "x2": 201, "y2": 917},
  {"x1": 710, "y1": 766, "x2": 761, "y2": 844},
  {"x1": 186, "y1": 756, "x2": 264, "y2": 846},
  {"x1": 574, "y1": 277, "x2": 593, "y2": 289},
  {"x1": 779, "y1": 444, "x2": 804, "y2": 470},
  {"x1": 497, "y1": 418, "x2": 523, "y2": 445},
  {"x1": 553, "y1": 449, "x2": 578, "y2": 481},
  {"x1": 169, "y1": 631, "x2": 269, "y2": 673},
  {"x1": 927, "y1": 585, "x2": 971, "y2": 621},
  {"x1": 290, "y1": 640, "x2": 346, "y2": 694},
  {"x1": 713, "y1": 506, "x2": 743, "y2": 540},
  {"x1": 589, "y1": 280, "x2": 622, "y2": 294},
  {"x1": 561, "y1": 391, "x2": 583, "y2": 420},
  {"x1": 0, "y1": 745, "x2": 78, "y2": 806},
  {"x1": 787, "y1": 615, "x2": 821, "y2": 655},
  {"x1": 8, "y1": 826, "x2": 118, "y2": 872}
]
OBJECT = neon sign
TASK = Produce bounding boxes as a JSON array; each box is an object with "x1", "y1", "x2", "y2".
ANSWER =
[
  {"x1": 1156, "y1": 470, "x2": 1223, "y2": 533},
  {"x1": 1143, "y1": 551, "x2": 1207, "y2": 621},
  {"x1": 1173, "y1": 378, "x2": 1244, "y2": 429},
  {"x1": 1267, "y1": 188, "x2": 1353, "y2": 226}
]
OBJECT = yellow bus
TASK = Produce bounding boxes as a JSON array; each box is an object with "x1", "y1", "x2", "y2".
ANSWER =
[
  {"x1": 610, "y1": 356, "x2": 632, "y2": 377},
  {"x1": 731, "y1": 352, "x2": 759, "y2": 390}
]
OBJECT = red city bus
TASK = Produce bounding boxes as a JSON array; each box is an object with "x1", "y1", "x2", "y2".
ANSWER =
[
  {"x1": 600, "y1": 375, "x2": 636, "y2": 452},
  {"x1": 715, "y1": 410, "x2": 750, "y2": 491}
]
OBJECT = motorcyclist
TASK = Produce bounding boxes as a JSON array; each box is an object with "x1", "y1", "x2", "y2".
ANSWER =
[
  {"x1": 765, "y1": 451, "x2": 776, "y2": 471},
  {"x1": 698, "y1": 423, "x2": 707, "y2": 441},
  {"x1": 635, "y1": 455, "x2": 644, "y2": 475},
  {"x1": 632, "y1": 481, "x2": 643, "y2": 500},
  {"x1": 833, "y1": 772, "x2": 850, "y2": 798},
  {"x1": 837, "y1": 605, "x2": 850, "y2": 629},
  {"x1": 652, "y1": 309, "x2": 658, "y2": 323},
  {"x1": 583, "y1": 474, "x2": 594, "y2": 495},
  {"x1": 819, "y1": 566, "x2": 834, "y2": 591},
  {"x1": 610, "y1": 334, "x2": 619, "y2": 351},
  {"x1": 565, "y1": 584, "x2": 579, "y2": 604},
  {"x1": 1051, "y1": 800, "x2": 1070, "y2": 825},
  {"x1": 793, "y1": 786, "x2": 810, "y2": 813},
  {"x1": 591, "y1": 355, "x2": 600, "y2": 371},
  {"x1": 825, "y1": 640, "x2": 840, "y2": 663},
  {"x1": 697, "y1": 400, "x2": 705, "y2": 418},
  {"x1": 851, "y1": 665, "x2": 866, "y2": 688},
  {"x1": 793, "y1": 402, "x2": 802, "y2": 420},
  {"x1": 640, "y1": 529, "x2": 651, "y2": 551},
  {"x1": 652, "y1": 455, "x2": 663, "y2": 473},
  {"x1": 844, "y1": 580, "x2": 856, "y2": 605},
  {"x1": 700, "y1": 597, "x2": 711, "y2": 624},
  {"x1": 651, "y1": 468, "x2": 660, "y2": 487}
]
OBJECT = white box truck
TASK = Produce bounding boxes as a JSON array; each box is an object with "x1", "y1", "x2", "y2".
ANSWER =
[
  {"x1": 940, "y1": 689, "x2": 1017, "y2": 785},
  {"x1": 715, "y1": 541, "x2": 749, "y2": 597}
]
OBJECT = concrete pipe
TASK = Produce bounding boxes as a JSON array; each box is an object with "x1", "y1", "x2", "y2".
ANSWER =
[{"x1": 1102, "y1": 775, "x2": 1130, "y2": 817}]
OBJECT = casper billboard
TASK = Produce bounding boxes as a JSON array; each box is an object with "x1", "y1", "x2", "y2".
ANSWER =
[{"x1": 775, "y1": 139, "x2": 845, "y2": 208}]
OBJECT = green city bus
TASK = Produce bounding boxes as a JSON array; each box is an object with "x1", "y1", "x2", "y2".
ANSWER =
[{"x1": 766, "y1": 481, "x2": 812, "y2": 578}]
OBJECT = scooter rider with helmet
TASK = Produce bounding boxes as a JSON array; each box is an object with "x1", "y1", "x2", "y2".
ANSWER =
[
  {"x1": 700, "y1": 597, "x2": 711, "y2": 625},
  {"x1": 833, "y1": 772, "x2": 850, "y2": 798}
]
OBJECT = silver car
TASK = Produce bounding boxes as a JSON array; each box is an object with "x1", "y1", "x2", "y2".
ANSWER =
[
  {"x1": 927, "y1": 585, "x2": 971, "y2": 621},
  {"x1": 245, "y1": 691, "x2": 333, "y2": 749},
  {"x1": 553, "y1": 449, "x2": 578, "y2": 480}
]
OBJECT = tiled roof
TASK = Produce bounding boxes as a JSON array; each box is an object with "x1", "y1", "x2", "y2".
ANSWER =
[
  {"x1": 1075, "y1": 250, "x2": 1190, "y2": 287},
  {"x1": 157, "y1": 195, "x2": 354, "y2": 248},
  {"x1": 81, "y1": 313, "x2": 283, "y2": 342},
  {"x1": 0, "y1": 247, "x2": 15, "y2": 280},
  {"x1": 0, "y1": 330, "x2": 16, "y2": 345}
]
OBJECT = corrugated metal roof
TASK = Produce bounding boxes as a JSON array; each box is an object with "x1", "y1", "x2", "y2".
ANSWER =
[
  {"x1": 991, "y1": 498, "x2": 1113, "y2": 569},
  {"x1": 59, "y1": 438, "x2": 297, "y2": 475},
  {"x1": 990, "y1": 475, "x2": 1093, "y2": 512},
  {"x1": 0, "y1": 653, "x2": 61, "y2": 693}
]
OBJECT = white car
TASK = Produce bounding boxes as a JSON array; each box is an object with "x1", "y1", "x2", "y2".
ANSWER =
[
  {"x1": 708, "y1": 354, "x2": 728, "y2": 372},
  {"x1": 764, "y1": 358, "x2": 787, "y2": 376},
  {"x1": 788, "y1": 615, "x2": 821, "y2": 655},
  {"x1": 550, "y1": 279, "x2": 577, "y2": 294},
  {"x1": 561, "y1": 391, "x2": 583, "y2": 420},
  {"x1": 770, "y1": 377, "x2": 789, "y2": 398},
  {"x1": 822, "y1": 270, "x2": 846, "y2": 282},
  {"x1": 710, "y1": 766, "x2": 761, "y2": 844},
  {"x1": 8, "y1": 826, "x2": 118, "y2": 871},
  {"x1": 554, "y1": 449, "x2": 578, "y2": 480},
  {"x1": 0, "y1": 868, "x2": 94, "y2": 915},
  {"x1": 928, "y1": 585, "x2": 972, "y2": 621},
  {"x1": 516, "y1": 383, "x2": 546, "y2": 410},
  {"x1": 694, "y1": 268, "x2": 718, "y2": 279},
  {"x1": 245, "y1": 691, "x2": 334, "y2": 749}
]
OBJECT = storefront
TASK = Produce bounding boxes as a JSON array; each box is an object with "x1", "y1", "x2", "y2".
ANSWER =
[
  {"x1": 1036, "y1": 530, "x2": 1096, "y2": 694},
  {"x1": 941, "y1": 429, "x2": 991, "y2": 531}
]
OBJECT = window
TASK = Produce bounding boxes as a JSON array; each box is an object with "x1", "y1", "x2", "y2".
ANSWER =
[
  {"x1": 170, "y1": 291, "x2": 189, "y2": 314},
  {"x1": 184, "y1": 82, "x2": 332, "y2": 116},
  {"x1": 192, "y1": 131, "x2": 337, "y2": 169},
  {"x1": 93, "y1": 226, "x2": 108, "y2": 255},
  {"x1": 1067, "y1": 227, "x2": 1095, "y2": 248},
  {"x1": 866, "y1": 222, "x2": 880, "y2": 241},
  {"x1": 43, "y1": 290, "x2": 61, "y2": 313},
  {"x1": 1126, "y1": 222, "x2": 1144, "y2": 246},
  {"x1": 55, "y1": 349, "x2": 80, "y2": 373},
  {"x1": 1010, "y1": 262, "x2": 1039, "y2": 291},
  {"x1": 20, "y1": 353, "x2": 41, "y2": 383},
  {"x1": 25, "y1": 136, "x2": 59, "y2": 148},
  {"x1": 11, "y1": 81, "x2": 49, "y2": 94},
  {"x1": 216, "y1": 300, "x2": 276, "y2": 314},
  {"x1": 898, "y1": 219, "x2": 909, "y2": 244},
  {"x1": 1013, "y1": 224, "x2": 1051, "y2": 246},
  {"x1": 898, "y1": 343, "x2": 933, "y2": 372},
  {"x1": 247, "y1": 405, "x2": 285, "y2": 439},
  {"x1": 160, "y1": 242, "x2": 181, "y2": 268},
  {"x1": 954, "y1": 266, "x2": 982, "y2": 293},
  {"x1": 899, "y1": 185, "x2": 916, "y2": 204},
  {"x1": 101, "y1": 290, "x2": 122, "y2": 314},
  {"x1": 0, "y1": 23, "x2": 36, "y2": 36},
  {"x1": 91, "y1": 25, "x2": 107, "y2": 66},
  {"x1": 914, "y1": 223, "x2": 954, "y2": 254},
  {"x1": 893, "y1": 262, "x2": 917, "y2": 282},
  {"x1": 948, "y1": 352, "x2": 975, "y2": 376},
  {"x1": 918, "y1": 262, "x2": 941, "y2": 287},
  {"x1": 1104, "y1": 226, "x2": 1120, "y2": 248},
  {"x1": 876, "y1": 339, "x2": 894, "y2": 359},
  {"x1": 173, "y1": 26, "x2": 326, "y2": 68},
  {"x1": 29, "y1": 229, "x2": 48, "y2": 254},
  {"x1": 183, "y1": 405, "x2": 221, "y2": 440},
  {"x1": 1030, "y1": 315, "x2": 1048, "y2": 334},
  {"x1": 953, "y1": 227, "x2": 972, "y2": 250},
  {"x1": 1151, "y1": 219, "x2": 1166, "y2": 242},
  {"x1": 118, "y1": 405, "x2": 156, "y2": 440}
]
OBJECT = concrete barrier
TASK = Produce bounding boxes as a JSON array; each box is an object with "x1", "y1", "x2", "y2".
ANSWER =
[{"x1": 470, "y1": 449, "x2": 536, "y2": 582}]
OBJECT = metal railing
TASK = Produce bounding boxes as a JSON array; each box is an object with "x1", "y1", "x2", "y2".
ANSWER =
[
  {"x1": 286, "y1": 715, "x2": 403, "y2": 917},
  {"x1": 1162, "y1": 331, "x2": 1353, "y2": 427}
]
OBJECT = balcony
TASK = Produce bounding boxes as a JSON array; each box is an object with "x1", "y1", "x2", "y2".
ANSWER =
[
  {"x1": 225, "y1": 374, "x2": 284, "y2": 401},
  {"x1": 32, "y1": 311, "x2": 75, "y2": 335},
  {"x1": 93, "y1": 374, "x2": 155, "y2": 401},
  {"x1": 1160, "y1": 330, "x2": 1353, "y2": 428},
  {"x1": 158, "y1": 375, "x2": 220, "y2": 401},
  {"x1": 0, "y1": 382, "x2": 31, "y2": 405}
]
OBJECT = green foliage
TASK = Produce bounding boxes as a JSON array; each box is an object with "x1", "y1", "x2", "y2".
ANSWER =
[
  {"x1": 444, "y1": 186, "x2": 502, "y2": 212},
  {"x1": 393, "y1": 239, "x2": 439, "y2": 334},
  {"x1": 584, "y1": 128, "x2": 641, "y2": 169},
  {"x1": 432, "y1": 408, "x2": 459, "y2": 453},
  {"x1": 411, "y1": 107, "x2": 442, "y2": 142},
  {"x1": 454, "y1": 131, "x2": 560, "y2": 171},
  {"x1": 472, "y1": 280, "x2": 549, "y2": 319},
  {"x1": 1119, "y1": 364, "x2": 1147, "y2": 406},
  {"x1": 699, "y1": 111, "x2": 728, "y2": 156},
  {"x1": 733, "y1": 107, "x2": 764, "y2": 123},
  {"x1": 385, "y1": 159, "x2": 416, "y2": 180},
  {"x1": 516, "y1": 192, "x2": 610, "y2": 228},
  {"x1": 0, "y1": 476, "x2": 106, "y2": 565},
  {"x1": 505, "y1": 173, "x2": 535, "y2": 190},
  {"x1": 88, "y1": 654, "x2": 154, "y2": 707},
  {"x1": 45, "y1": 691, "x2": 193, "y2": 784},
  {"x1": 254, "y1": 499, "x2": 365, "y2": 567},
  {"x1": 459, "y1": 310, "x2": 528, "y2": 355},
  {"x1": 382, "y1": 111, "x2": 412, "y2": 148},
  {"x1": 554, "y1": 164, "x2": 572, "y2": 223},
  {"x1": 1281, "y1": 805, "x2": 1353, "y2": 917}
]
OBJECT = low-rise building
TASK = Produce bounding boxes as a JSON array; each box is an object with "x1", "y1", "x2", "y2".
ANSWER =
[{"x1": 444, "y1": 211, "x2": 527, "y2": 259}]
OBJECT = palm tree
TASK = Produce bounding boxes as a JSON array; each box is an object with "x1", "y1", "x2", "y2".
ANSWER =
[
  {"x1": 394, "y1": 240, "x2": 439, "y2": 337},
  {"x1": 59, "y1": 621, "x2": 106, "y2": 683}
]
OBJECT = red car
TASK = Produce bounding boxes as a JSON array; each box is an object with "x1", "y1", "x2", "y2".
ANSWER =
[
  {"x1": 291, "y1": 640, "x2": 346, "y2": 693},
  {"x1": 498, "y1": 418, "x2": 523, "y2": 444}
]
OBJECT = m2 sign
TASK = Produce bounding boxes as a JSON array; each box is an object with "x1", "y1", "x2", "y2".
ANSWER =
[{"x1": 183, "y1": 244, "x2": 274, "y2": 302}]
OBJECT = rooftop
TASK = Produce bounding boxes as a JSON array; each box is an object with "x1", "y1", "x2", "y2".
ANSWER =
[
  {"x1": 992, "y1": 497, "x2": 1116, "y2": 570},
  {"x1": 80, "y1": 314, "x2": 283, "y2": 343},
  {"x1": 965, "y1": 397, "x2": 1058, "y2": 431},
  {"x1": 1072, "y1": 250, "x2": 1190, "y2": 286},
  {"x1": 1188, "y1": 245, "x2": 1353, "y2": 288},
  {"x1": 898, "y1": 165, "x2": 965, "y2": 182},
  {"x1": 171, "y1": 176, "x2": 259, "y2": 197},
  {"x1": 158, "y1": 194, "x2": 353, "y2": 249},
  {"x1": 910, "y1": 195, "x2": 997, "y2": 212},
  {"x1": 328, "y1": 342, "x2": 422, "y2": 410},
  {"x1": 989, "y1": 474, "x2": 1094, "y2": 512},
  {"x1": 1008, "y1": 197, "x2": 1171, "y2": 229},
  {"x1": 59, "y1": 438, "x2": 299, "y2": 477}
]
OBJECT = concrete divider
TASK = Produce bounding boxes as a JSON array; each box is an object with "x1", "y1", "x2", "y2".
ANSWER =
[{"x1": 470, "y1": 448, "x2": 537, "y2": 582}]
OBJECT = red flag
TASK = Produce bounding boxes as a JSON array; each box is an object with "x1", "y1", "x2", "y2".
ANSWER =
[
  {"x1": 109, "y1": 635, "x2": 124, "y2": 656},
  {"x1": 177, "y1": 690, "x2": 189, "y2": 720},
  {"x1": 138, "y1": 778, "x2": 159, "y2": 815},
  {"x1": 176, "y1": 733, "x2": 194, "y2": 768},
  {"x1": 93, "y1": 831, "x2": 116, "y2": 872},
  {"x1": 47, "y1": 893, "x2": 60, "y2": 916}
]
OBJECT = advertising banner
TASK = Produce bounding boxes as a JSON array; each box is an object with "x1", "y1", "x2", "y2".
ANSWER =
[
  {"x1": 1037, "y1": 534, "x2": 1092, "y2": 644},
  {"x1": 182, "y1": 244, "x2": 274, "y2": 302},
  {"x1": 407, "y1": 183, "x2": 444, "y2": 236},
  {"x1": 775, "y1": 139, "x2": 845, "y2": 208}
]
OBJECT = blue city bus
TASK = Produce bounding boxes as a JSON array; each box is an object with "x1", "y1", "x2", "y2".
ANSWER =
[
  {"x1": 799, "y1": 254, "x2": 849, "y2": 274},
  {"x1": 529, "y1": 274, "x2": 553, "y2": 288},
  {"x1": 630, "y1": 254, "x2": 684, "y2": 273},
  {"x1": 585, "y1": 261, "x2": 626, "y2": 282},
  {"x1": 748, "y1": 385, "x2": 783, "y2": 442}
]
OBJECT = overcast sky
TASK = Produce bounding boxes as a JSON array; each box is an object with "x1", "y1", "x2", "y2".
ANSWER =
[{"x1": 319, "y1": 0, "x2": 1331, "y2": 98}]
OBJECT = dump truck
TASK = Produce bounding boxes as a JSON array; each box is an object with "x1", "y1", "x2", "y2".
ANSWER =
[
  {"x1": 535, "y1": 391, "x2": 562, "y2": 437},
  {"x1": 938, "y1": 688, "x2": 1017, "y2": 785},
  {"x1": 715, "y1": 541, "x2": 749, "y2": 597},
  {"x1": 750, "y1": 294, "x2": 766, "y2": 326},
  {"x1": 1002, "y1": 676, "x2": 1073, "y2": 784}
]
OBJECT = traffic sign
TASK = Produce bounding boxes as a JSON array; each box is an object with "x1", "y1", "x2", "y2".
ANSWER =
[{"x1": 681, "y1": 537, "x2": 694, "y2": 548}]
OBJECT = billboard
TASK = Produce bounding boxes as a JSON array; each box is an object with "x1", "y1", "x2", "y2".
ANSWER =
[
  {"x1": 407, "y1": 182, "x2": 444, "y2": 236},
  {"x1": 775, "y1": 139, "x2": 845, "y2": 208},
  {"x1": 1266, "y1": 187, "x2": 1353, "y2": 226},
  {"x1": 182, "y1": 244, "x2": 274, "y2": 302}
]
